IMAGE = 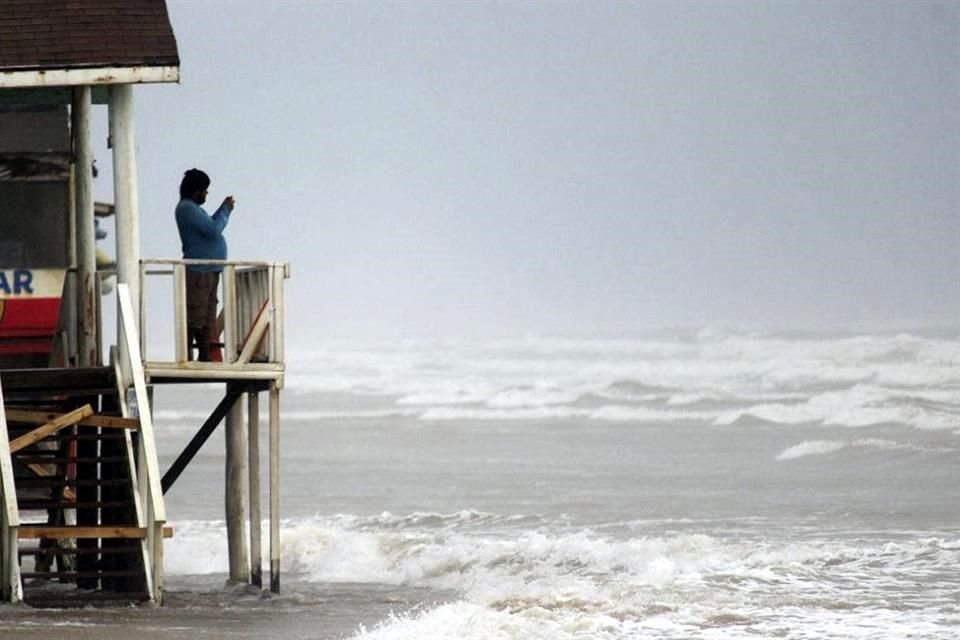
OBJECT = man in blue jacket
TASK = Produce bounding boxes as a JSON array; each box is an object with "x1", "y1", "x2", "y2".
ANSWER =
[{"x1": 175, "y1": 168, "x2": 235, "y2": 361}]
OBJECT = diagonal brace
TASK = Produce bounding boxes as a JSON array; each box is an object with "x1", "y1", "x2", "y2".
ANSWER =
[
  {"x1": 8, "y1": 405, "x2": 94, "y2": 453},
  {"x1": 161, "y1": 389, "x2": 243, "y2": 494}
]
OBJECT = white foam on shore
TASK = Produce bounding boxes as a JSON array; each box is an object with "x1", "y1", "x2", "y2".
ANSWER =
[{"x1": 163, "y1": 511, "x2": 960, "y2": 640}]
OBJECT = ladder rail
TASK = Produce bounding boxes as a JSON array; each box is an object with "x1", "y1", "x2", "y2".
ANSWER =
[
  {"x1": 116, "y1": 284, "x2": 167, "y2": 603},
  {"x1": 0, "y1": 379, "x2": 23, "y2": 602}
]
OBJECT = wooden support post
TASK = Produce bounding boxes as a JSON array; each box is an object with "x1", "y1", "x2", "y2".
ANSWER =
[
  {"x1": 225, "y1": 383, "x2": 249, "y2": 583},
  {"x1": 223, "y1": 265, "x2": 237, "y2": 363},
  {"x1": 73, "y1": 85, "x2": 97, "y2": 367},
  {"x1": 269, "y1": 382, "x2": 280, "y2": 593},
  {"x1": 173, "y1": 263, "x2": 188, "y2": 363},
  {"x1": 110, "y1": 84, "x2": 141, "y2": 373},
  {"x1": 248, "y1": 391, "x2": 262, "y2": 588}
]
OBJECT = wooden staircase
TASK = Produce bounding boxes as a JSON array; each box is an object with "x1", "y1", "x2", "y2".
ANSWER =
[{"x1": 0, "y1": 367, "x2": 153, "y2": 606}]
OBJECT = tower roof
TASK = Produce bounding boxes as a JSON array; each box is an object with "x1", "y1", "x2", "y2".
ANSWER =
[{"x1": 0, "y1": 0, "x2": 179, "y2": 74}]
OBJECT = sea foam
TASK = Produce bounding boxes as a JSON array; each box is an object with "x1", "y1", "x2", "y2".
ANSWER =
[{"x1": 164, "y1": 512, "x2": 960, "y2": 640}]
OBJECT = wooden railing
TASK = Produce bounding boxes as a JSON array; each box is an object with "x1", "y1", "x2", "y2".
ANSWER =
[
  {"x1": 116, "y1": 283, "x2": 166, "y2": 603},
  {"x1": 0, "y1": 379, "x2": 23, "y2": 603},
  {"x1": 139, "y1": 259, "x2": 289, "y2": 380}
]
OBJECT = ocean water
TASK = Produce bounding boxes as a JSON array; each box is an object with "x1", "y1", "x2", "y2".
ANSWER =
[{"x1": 3, "y1": 331, "x2": 959, "y2": 639}]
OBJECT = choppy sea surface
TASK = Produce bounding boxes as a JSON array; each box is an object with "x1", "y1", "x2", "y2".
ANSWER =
[{"x1": 6, "y1": 331, "x2": 960, "y2": 639}]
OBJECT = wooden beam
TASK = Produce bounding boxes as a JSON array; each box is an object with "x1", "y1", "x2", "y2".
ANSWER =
[
  {"x1": 18, "y1": 526, "x2": 173, "y2": 539},
  {"x1": 236, "y1": 303, "x2": 270, "y2": 365},
  {"x1": 8, "y1": 405, "x2": 94, "y2": 453},
  {"x1": 19, "y1": 526, "x2": 146, "y2": 540},
  {"x1": 5, "y1": 409, "x2": 139, "y2": 430}
]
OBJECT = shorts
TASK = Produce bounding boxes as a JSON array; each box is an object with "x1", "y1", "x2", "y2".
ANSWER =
[{"x1": 185, "y1": 270, "x2": 220, "y2": 330}]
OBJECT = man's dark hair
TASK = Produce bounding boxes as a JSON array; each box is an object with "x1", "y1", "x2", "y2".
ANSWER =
[{"x1": 179, "y1": 168, "x2": 211, "y2": 199}]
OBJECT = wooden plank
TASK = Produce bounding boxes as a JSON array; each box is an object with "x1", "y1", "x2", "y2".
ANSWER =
[
  {"x1": 236, "y1": 303, "x2": 270, "y2": 365},
  {"x1": 19, "y1": 526, "x2": 147, "y2": 540},
  {"x1": 0, "y1": 381, "x2": 21, "y2": 526},
  {"x1": 8, "y1": 405, "x2": 94, "y2": 453},
  {"x1": 144, "y1": 362, "x2": 284, "y2": 384},
  {"x1": 0, "y1": 367, "x2": 114, "y2": 392},
  {"x1": 18, "y1": 525, "x2": 171, "y2": 539},
  {"x1": 0, "y1": 379, "x2": 23, "y2": 602},
  {"x1": 174, "y1": 263, "x2": 188, "y2": 363},
  {"x1": 224, "y1": 265, "x2": 237, "y2": 363},
  {"x1": 5, "y1": 409, "x2": 139, "y2": 430},
  {"x1": 117, "y1": 285, "x2": 166, "y2": 523}
]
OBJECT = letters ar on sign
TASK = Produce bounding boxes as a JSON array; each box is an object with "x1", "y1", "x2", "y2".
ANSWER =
[{"x1": 0, "y1": 270, "x2": 34, "y2": 295}]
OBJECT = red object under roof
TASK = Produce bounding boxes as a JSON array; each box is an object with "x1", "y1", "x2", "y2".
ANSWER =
[{"x1": 0, "y1": 0, "x2": 179, "y2": 72}]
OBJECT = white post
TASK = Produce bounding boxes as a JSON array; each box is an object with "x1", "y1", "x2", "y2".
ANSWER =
[
  {"x1": 269, "y1": 382, "x2": 280, "y2": 593},
  {"x1": 109, "y1": 84, "x2": 140, "y2": 370},
  {"x1": 248, "y1": 391, "x2": 262, "y2": 588},
  {"x1": 173, "y1": 263, "x2": 188, "y2": 363},
  {"x1": 225, "y1": 385, "x2": 249, "y2": 582},
  {"x1": 73, "y1": 85, "x2": 97, "y2": 367},
  {"x1": 223, "y1": 265, "x2": 237, "y2": 363}
]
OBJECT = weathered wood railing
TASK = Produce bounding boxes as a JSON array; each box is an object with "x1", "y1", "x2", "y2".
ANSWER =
[
  {"x1": 116, "y1": 283, "x2": 166, "y2": 603},
  {"x1": 0, "y1": 379, "x2": 23, "y2": 602},
  {"x1": 137, "y1": 259, "x2": 285, "y2": 593},
  {"x1": 139, "y1": 259, "x2": 289, "y2": 377}
]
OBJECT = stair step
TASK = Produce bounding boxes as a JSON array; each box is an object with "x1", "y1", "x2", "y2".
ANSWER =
[
  {"x1": 19, "y1": 526, "x2": 147, "y2": 540},
  {"x1": 18, "y1": 500, "x2": 129, "y2": 510},
  {"x1": 0, "y1": 367, "x2": 115, "y2": 391},
  {"x1": 22, "y1": 570, "x2": 144, "y2": 579},
  {"x1": 9, "y1": 432, "x2": 126, "y2": 443},
  {"x1": 5, "y1": 409, "x2": 138, "y2": 430},
  {"x1": 18, "y1": 525, "x2": 174, "y2": 540},
  {"x1": 19, "y1": 546, "x2": 140, "y2": 557},
  {"x1": 16, "y1": 478, "x2": 129, "y2": 488},
  {"x1": 13, "y1": 455, "x2": 129, "y2": 464},
  {"x1": 22, "y1": 589, "x2": 150, "y2": 606}
]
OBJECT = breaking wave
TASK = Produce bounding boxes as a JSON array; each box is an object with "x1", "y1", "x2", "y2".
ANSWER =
[
  {"x1": 165, "y1": 512, "x2": 960, "y2": 640},
  {"x1": 272, "y1": 333, "x2": 960, "y2": 433},
  {"x1": 775, "y1": 439, "x2": 955, "y2": 460}
]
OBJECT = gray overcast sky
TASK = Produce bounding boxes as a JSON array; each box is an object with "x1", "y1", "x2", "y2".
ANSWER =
[{"x1": 102, "y1": 0, "x2": 959, "y2": 339}]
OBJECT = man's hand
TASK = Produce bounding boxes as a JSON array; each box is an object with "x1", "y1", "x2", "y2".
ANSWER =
[{"x1": 222, "y1": 196, "x2": 236, "y2": 211}]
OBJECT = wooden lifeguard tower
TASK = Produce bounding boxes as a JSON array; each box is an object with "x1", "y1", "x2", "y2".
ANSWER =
[{"x1": 0, "y1": 0, "x2": 288, "y2": 606}]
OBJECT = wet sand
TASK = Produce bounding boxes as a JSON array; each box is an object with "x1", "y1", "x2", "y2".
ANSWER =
[{"x1": 0, "y1": 578, "x2": 440, "y2": 640}]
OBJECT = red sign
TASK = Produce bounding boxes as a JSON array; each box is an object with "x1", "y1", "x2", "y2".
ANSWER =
[{"x1": 0, "y1": 269, "x2": 65, "y2": 355}]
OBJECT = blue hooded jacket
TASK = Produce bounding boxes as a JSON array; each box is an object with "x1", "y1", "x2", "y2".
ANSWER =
[{"x1": 175, "y1": 198, "x2": 231, "y2": 272}]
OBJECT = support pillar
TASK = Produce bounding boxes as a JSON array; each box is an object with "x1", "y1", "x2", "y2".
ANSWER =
[
  {"x1": 225, "y1": 383, "x2": 249, "y2": 582},
  {"x1": 72, "y1": 86, "x2": 97, "y2": 366},
  {"x1": 109, "y1": 84, "x2": 140, "y2": 370},
  {"x1": 248, "y1": 391, "x2": 262, "y2": 588},
  {"x1": 269, "y1": 382, "x2": 280, "y2": 593}
]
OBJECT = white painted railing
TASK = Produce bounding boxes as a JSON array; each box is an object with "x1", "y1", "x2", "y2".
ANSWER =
[
  {"x1": 0, "y1": 380, "x2": 23, "y2": 603},
  {"x1": 116, "y1": 284, "x2": 166, "y2": 603},
  {"x1": 139, "y1": 259, "x2": 289, "y2": 381}
]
